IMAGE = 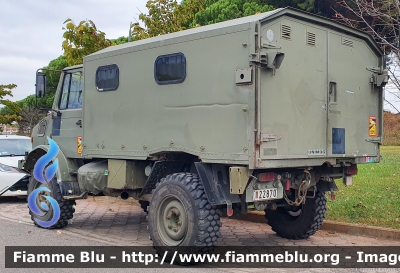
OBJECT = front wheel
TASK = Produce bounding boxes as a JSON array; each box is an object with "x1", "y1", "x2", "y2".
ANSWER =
[
  {"x1": 265, "y1": 190, "x2": 327, "y2": 239},
  {"x1": 148, "y1": 173, "x2": 222, "y2": 252},
  {"x1": 27, "y1": 176, "x2": 76, "y2": 229}
]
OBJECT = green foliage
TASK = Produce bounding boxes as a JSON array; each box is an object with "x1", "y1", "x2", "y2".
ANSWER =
[
  {"x1": 1, "y1": 55, "x2": 68, "y2": 122},
  {"x1": 243, "y1": 1, "x2": 274, "y2": 16},
  {"x1": 131, "y1": 0, "x2": 205, "y2": 40},
  {"x1": 62, "y1": 19, "x2": 113, "y2": 66},
  {"x1": 131, "y1": 0, "x2": 276, "y2": 40},
  {"x1": 0, "y1": 84, "x2": 22, "y2": 124},
  {"x1": 263, "y1": 0, "x2": 315, "y2": 11},
  {"x1": 9, "y1": 56, "x2": 69, "y2": 112},
  {"x1": 192, "y1": 0, "x2": 274, "y2": 26},
  {"x1": 36, "y1": 55, "x2": 69, "y2": 109},
  {"x1": 45, "y1": 55, "x2": 68, "y2": 92},
  {"x1": 111, "y1": 36, "x2": 129, "y2": 45}
]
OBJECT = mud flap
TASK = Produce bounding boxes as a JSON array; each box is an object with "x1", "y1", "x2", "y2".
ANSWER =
[
  {"x1": 139, "y1": 161, "x2": 187, "y2": 196},
  {"x1": 316, "y1": 180, "x2": 339, "y2": 193},
  {"x1": 194, "y1": 162, "x2": 241, "y2": 206}
]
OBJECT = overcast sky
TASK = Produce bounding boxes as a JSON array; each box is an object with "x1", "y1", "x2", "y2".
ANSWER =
[
  {"x1": 0, "y1": 0, "x2": 148, "y2": 102},
  {"x1": 0, "y1": 0, "x2": 398, "y2": 113}
]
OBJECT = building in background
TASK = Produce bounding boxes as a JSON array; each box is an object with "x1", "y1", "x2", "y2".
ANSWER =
[{"x1": 0, "y1": 124, "x2": 19, "y2": 135}]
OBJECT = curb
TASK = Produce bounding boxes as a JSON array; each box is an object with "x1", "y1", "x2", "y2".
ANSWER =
[{"x1": 231, "y1": 211, "x2": 400, "y2": 241}]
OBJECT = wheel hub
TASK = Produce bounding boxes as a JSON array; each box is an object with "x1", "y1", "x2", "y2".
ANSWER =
[
  {"x1": 159, "y1": 197, "x2": 187, "y2": 246},
  {"x1": 35, "y1": 184, "x2": 51, "y2": 213}
]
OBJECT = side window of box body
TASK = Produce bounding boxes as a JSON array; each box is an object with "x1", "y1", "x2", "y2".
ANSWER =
[
  {"x1": 154, "y1": 53, "x2": 186, "y2": 85},
  {"x1": 96, "y1": 64, "x2": 120, "y2": 92}
]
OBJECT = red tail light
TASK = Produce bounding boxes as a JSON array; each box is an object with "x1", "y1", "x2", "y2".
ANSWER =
[
  {"x1": 259, "y1": 172, "x2": 275, "y2": 182},
  {"x1": 346, "y1": 166, "x2": 358, "y2": 175},
  {"x1": 285, "y1": 180, "x2": 291, "y2": 190}
]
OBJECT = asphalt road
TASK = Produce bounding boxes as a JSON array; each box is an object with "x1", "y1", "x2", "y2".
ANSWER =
[{"x1": 0, "y1": 214, "x2": 230, "y2": 273}]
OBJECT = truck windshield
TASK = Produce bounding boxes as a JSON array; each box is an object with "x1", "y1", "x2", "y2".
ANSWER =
[{"x1": 0, "y1": 138, "x2": 32, "y2": 157}]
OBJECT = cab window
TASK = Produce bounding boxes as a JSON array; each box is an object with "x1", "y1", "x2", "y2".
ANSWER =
[{"x1": 59, "y1": 71, "x2": 83, "y2": 110}]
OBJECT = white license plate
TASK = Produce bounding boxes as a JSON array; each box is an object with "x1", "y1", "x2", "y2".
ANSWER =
[{"x1": 253, "y1": 188, "x2": 278, "y2": 201}]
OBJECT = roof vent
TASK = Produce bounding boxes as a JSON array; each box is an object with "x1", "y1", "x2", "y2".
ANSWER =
[
  {"x1": 281, "y1": 24, "x2": 291, "y2": 40},
  {"x1": 307, "y1": 32, "x2": 316, "y2": 46},
  {"x1": 342, "y1": 37, "x2": 353, "y2": 47}
]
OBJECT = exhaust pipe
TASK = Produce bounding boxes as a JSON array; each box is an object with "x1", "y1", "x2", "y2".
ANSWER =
[{"x1": 120, "y1": 191, "x2": 129, "y2": 200}]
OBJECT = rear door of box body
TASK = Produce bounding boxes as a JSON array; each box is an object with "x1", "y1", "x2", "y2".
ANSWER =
[{"x1": 257, "y1": 17, "x2": 382, "y2": 165}]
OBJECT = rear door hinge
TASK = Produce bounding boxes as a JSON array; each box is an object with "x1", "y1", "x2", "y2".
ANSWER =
[
  {"x1": 250, "y1": 51, "x2": 285, "y2": 71},
  {"x1": 366, "y1": 66, "x2": 388, "y2": 87},
  {"x1": 249, "y1": 52, "x2": 267, "y2": 67}
]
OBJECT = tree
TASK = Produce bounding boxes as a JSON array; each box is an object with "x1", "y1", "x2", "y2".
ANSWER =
[
  {"x1": 17, "y1": 106, "x2": 45, "y2": 136},
  {"x1": 39, "y1": 55, "x2": 69, "y2": 109},
  {"x1": 334, "y1": 0, "x2": 400, "y2": 113},
  {"x1": 1, "y1": 55, "x2": 68, "y2": 129},
  {"x1": 0, "y1": 84, "x2": 21, "y2": 125},
  {"x1": 62, "y1": 19, "x2": 113, "y2": 65},
  {"x1": 131, "y1": 0, "x2": 205, "y2": 40},
  {"x1": 262, "y1": 0, "x2": 348, "y2": 19},
  {"x1": 130, "y1": 0, "x2": 276, "y2": 40},
  {"x1": 111, "y1": 36, "x2": 129, "y2": 45},
  {"x1": 192, "y1": 0, "x2": 274, "y2": 26},
  {"x1": 262, "y1": 0, "x2": 315, "y2": 12}
]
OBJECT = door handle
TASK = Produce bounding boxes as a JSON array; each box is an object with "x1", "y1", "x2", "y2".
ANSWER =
[{"x1": 76, "y1": 120, "x2": 82, "y2": 126}]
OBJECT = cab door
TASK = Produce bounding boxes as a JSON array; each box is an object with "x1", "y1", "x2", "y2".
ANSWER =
[{"x1": 51, "y1": 68, "x2": 83, "y2": 158}]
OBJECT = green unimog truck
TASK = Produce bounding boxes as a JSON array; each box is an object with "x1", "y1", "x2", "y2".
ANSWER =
[{"x1": 21, "y1": 7, "x2": 387, "y2": 250}]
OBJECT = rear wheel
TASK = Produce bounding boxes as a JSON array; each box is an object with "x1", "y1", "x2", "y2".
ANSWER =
[
  {"x1": 148, "y1": 173, "x2": 222, "y2": 259},
  {"x1": 27, "y1": 176, "x2": 75, "y2": 229},
  {"x1": 265, "y1": 190, "x2": 326, "y2": 239}
]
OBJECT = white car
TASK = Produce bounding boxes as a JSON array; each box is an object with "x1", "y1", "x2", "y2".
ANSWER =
[{"x1": 0, "y1": 135, "x2": 32, "y2": 198}]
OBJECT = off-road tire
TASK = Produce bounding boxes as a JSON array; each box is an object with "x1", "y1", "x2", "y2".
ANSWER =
[
  {"x1": 265, "y1": 190, "x2": 327, "y2": 239},
  {"x1": 27, "y1": 176, "x2": 76, "y2": 229},
  {"x1": 147, "y1": 173, "x2": 222, "y2": 262},
  {"x1": 139, "y1": 200, "x2": 149, "y2": 214}
]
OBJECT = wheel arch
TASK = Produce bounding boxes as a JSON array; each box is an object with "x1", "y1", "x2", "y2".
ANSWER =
[{"x1": 25, "y1": 145, "x2": 78, "y2": 182}]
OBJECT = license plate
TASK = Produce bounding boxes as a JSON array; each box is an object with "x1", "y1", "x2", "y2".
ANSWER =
[{"x1": 253, "y1": 188, "x2": 278, "y2": 201}]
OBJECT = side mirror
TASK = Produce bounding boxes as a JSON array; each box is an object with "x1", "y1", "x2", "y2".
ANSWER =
[{"x1": 36, "y1": 72, "x2": 46, "y2": 98}]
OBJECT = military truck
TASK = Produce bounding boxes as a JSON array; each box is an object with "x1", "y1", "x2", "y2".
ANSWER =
[{"x1": 22, "y1": 7, "x2": 387, "y2": 249}]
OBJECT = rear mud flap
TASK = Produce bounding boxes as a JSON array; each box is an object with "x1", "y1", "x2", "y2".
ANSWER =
[{"x1": 194, "y1": 162, "x2": 241, "y2": 206}]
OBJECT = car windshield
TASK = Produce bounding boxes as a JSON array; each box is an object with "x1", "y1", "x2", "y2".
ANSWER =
[{"x1": 0, "y1": 139, "x2": 32, "y2": 156}]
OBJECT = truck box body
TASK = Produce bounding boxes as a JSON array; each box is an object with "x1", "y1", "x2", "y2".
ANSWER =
[
  {"x1": 80, "y1": 8, "x2": 384, "y2": 169},
  {"x1": 24, "y1": 7, "x2": 388, "y2": 246}
]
